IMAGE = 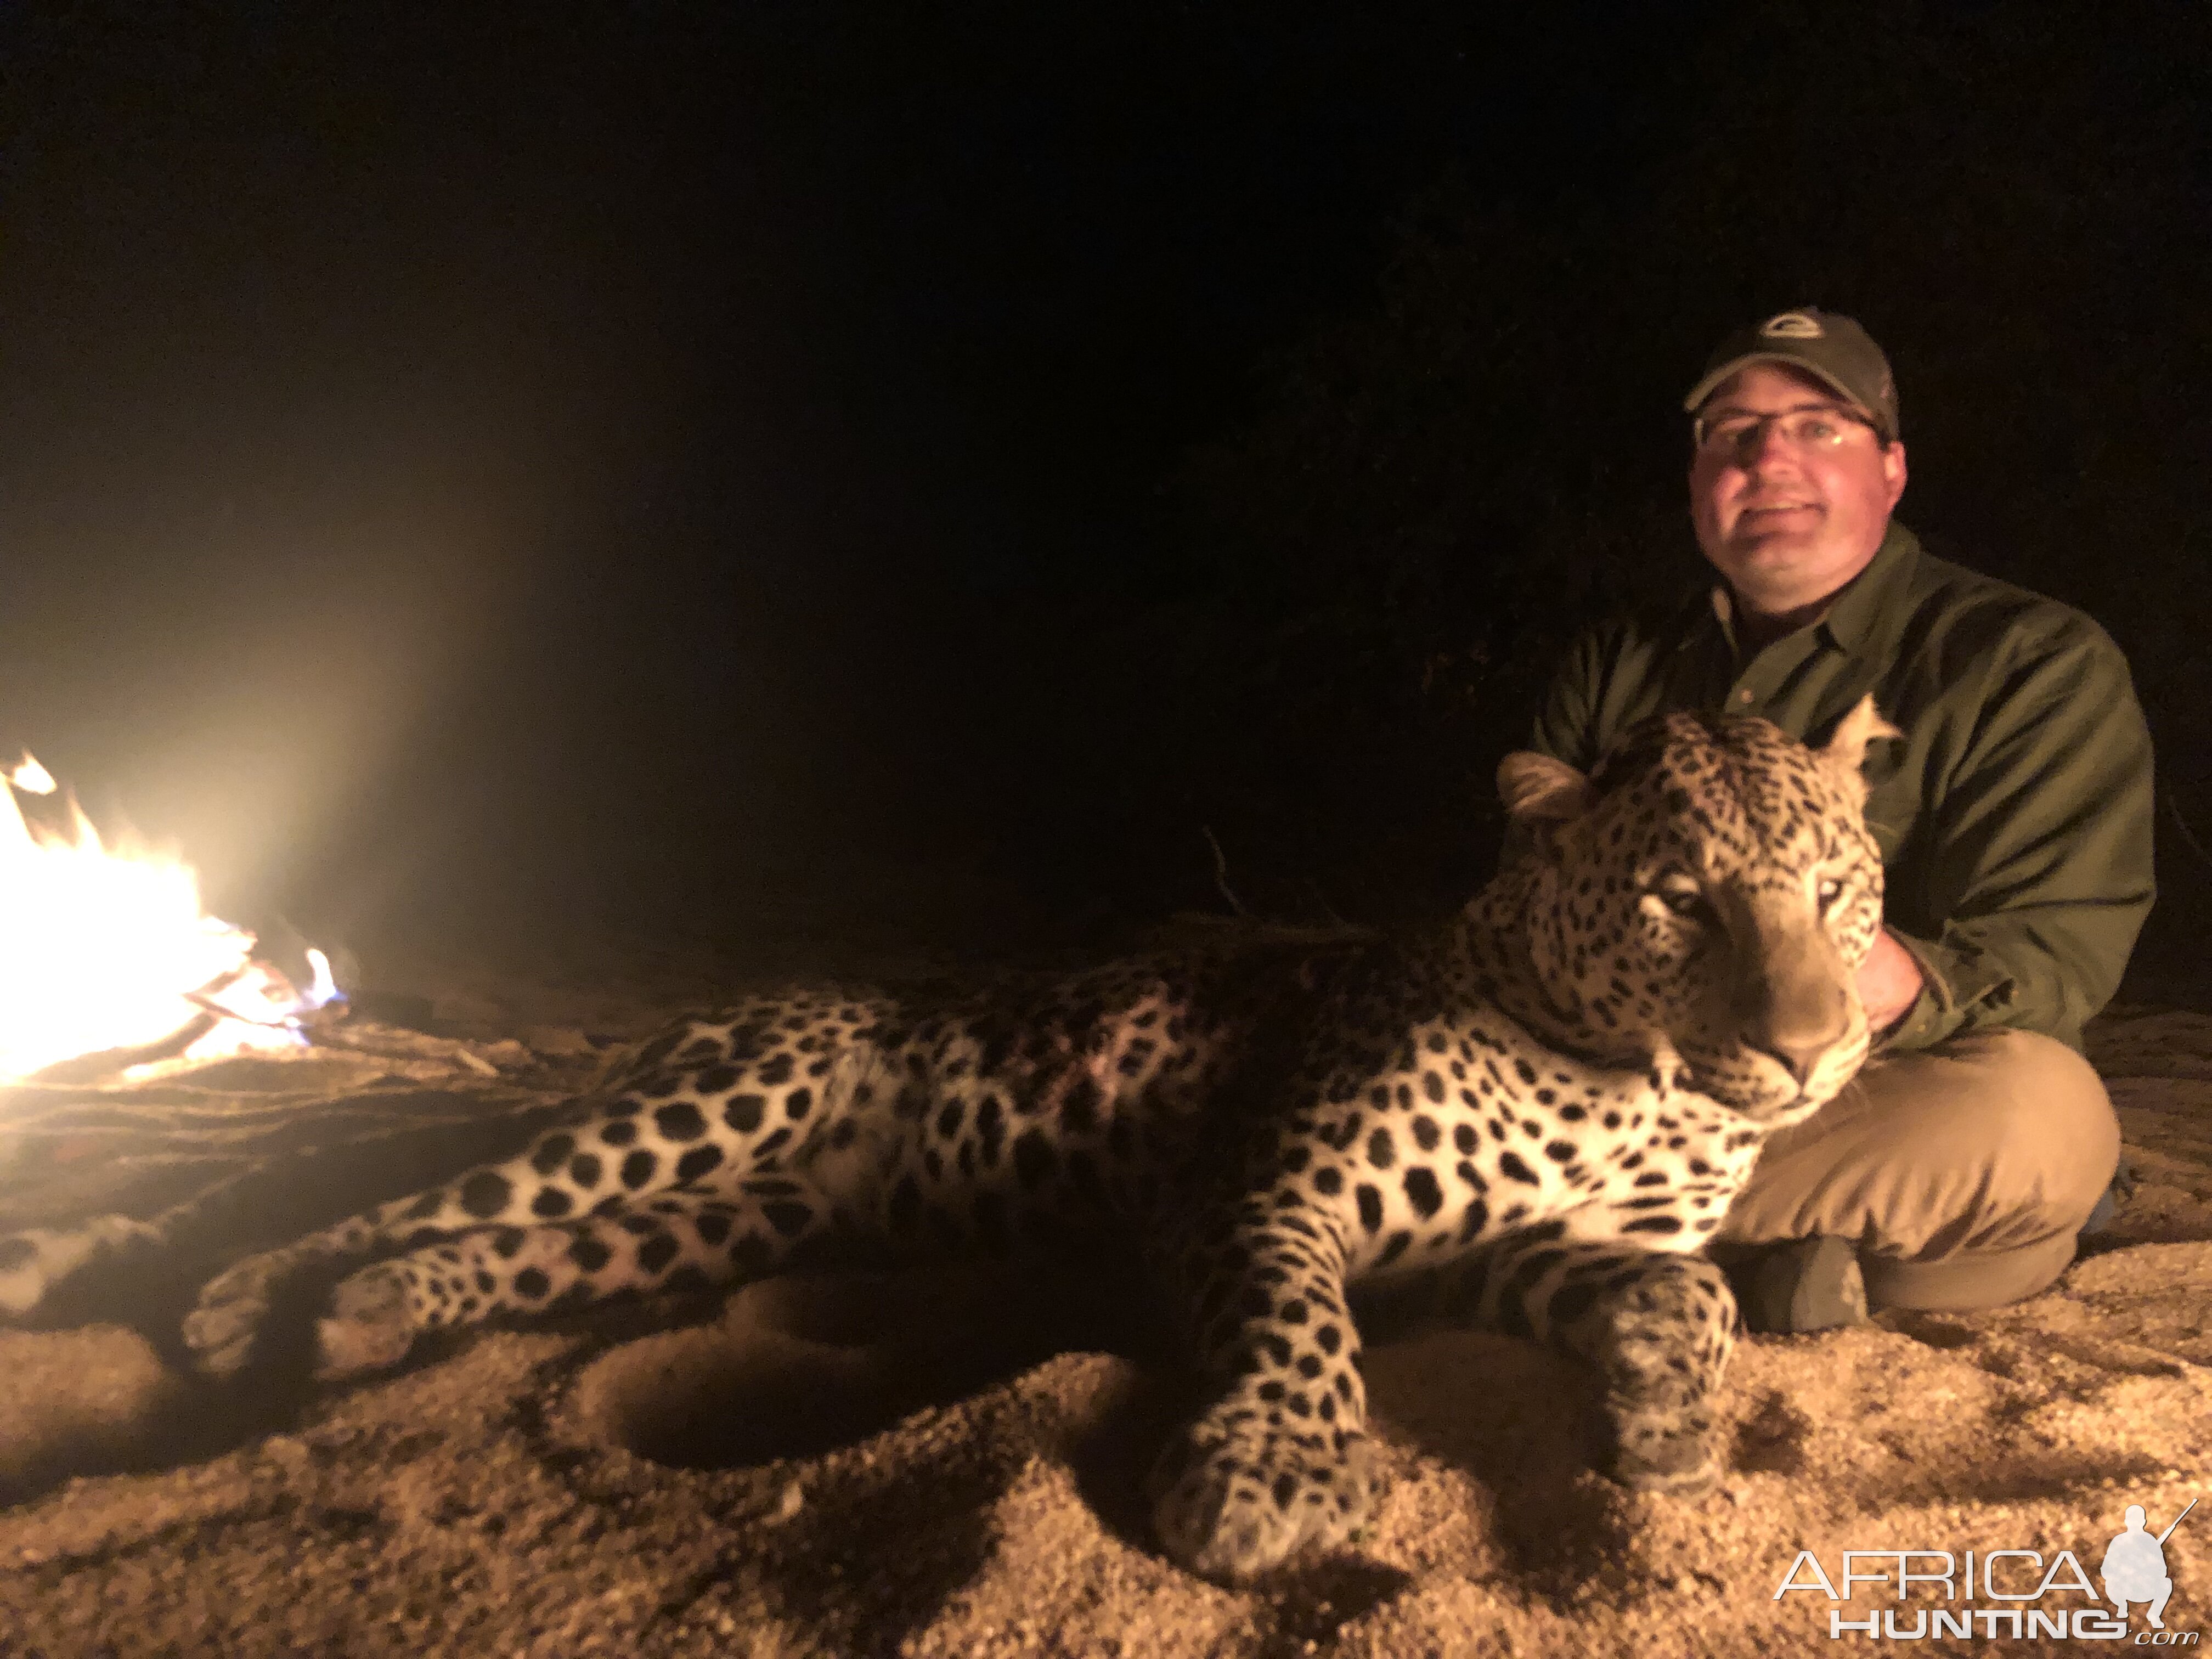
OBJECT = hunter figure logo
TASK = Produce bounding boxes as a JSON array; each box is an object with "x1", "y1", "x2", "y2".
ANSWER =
[
  {"x1": 1759, "y1": 310, "x2": 1826, "y2": 339},
  {"x1": 2107, "y1": 1500, "x2": 2194, "y2": 1631},
  {"x1": 1774, "y1": 1493, "x2": 2198, "y2": 1643}
]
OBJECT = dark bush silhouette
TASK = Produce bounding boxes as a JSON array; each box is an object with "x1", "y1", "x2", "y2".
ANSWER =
[{"x1": 1036, "y1": 0, "x2": 2207, "y2": 972}]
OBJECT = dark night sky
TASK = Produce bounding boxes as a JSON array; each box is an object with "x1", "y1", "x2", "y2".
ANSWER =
[{"x1": 0, "y1": 4, "x2": 2203, "y2": 968}]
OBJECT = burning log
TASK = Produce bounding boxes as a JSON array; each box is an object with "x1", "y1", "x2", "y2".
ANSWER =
[{"x1": 1, "y1": 750, "x2": 343, "y2": 1084}]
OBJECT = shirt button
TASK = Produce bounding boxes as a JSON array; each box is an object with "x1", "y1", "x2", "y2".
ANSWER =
[{"x1": 1735, "y1": 689, "x2": 1754, "y2": 704}]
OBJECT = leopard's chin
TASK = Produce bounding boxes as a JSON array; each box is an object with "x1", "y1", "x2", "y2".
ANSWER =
[{"x1": 1679, "y1": 1065, "x2": 1812, "y2": 1123}]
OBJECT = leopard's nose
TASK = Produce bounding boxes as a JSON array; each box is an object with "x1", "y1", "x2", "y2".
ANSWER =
[
  {"x1": 1746, "y1": 1035, "x2": 1822, "y2": 1086},
  {"x1": 1734, "y1": 902, "x2": 1852, "y2": 1085},
  {"x1": 1742, "y1": 978, "x2": 1851, "y2": 1084}
]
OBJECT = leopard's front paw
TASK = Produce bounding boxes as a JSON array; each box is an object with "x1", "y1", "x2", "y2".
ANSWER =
[
  {"x1": 313, "y1": 1263, "x2": 418, "y2": 1380},
  {"x1": 1148, "y1": 1416, "x2": 1384, "y2": 1582},
  {"x1": 1605, "y1": 1399, "x2": 1721, "y2": 1497},
  {"x1": 181, "y1": 1253, "x2": 290, "y2": 1377}
]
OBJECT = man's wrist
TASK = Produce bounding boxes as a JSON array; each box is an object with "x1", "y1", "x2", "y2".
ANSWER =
[{"x1": 1859, "y1": 927, "x2": 1927, "y2": 1032}]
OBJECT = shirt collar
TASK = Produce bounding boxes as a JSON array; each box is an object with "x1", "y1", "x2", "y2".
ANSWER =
[
  {"x1": 1683, "y1": 519, "x2": 1922, "y2": 656},
  {"x1": 1815, "y1": 521, "x2": 1920, "y2": 652}
]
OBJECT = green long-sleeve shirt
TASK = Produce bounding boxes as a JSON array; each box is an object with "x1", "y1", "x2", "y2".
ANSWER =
[{"x1": 1527, "y1": 522, "x2": 2155, "y2": 1053}]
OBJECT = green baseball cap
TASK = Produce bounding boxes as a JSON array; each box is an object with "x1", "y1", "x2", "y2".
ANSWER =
[{"x1": 1683, "y1": 308, "x2": 1900, "y2": 441}]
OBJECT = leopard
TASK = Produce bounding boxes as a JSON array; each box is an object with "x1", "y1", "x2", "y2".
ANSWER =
[{"x1": 0, "y1": 697, "x2": 1898, "y2": 1582}]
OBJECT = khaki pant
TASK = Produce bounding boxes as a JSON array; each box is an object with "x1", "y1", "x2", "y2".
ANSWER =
[{"x1": 1717, "y1": 1029, "x2": 2120, "y2": 1312}]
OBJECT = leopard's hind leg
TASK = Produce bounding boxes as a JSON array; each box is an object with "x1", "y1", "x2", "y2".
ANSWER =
[
  {"x1": 308, "y1": 1179, "x2": 836, "y2": 1378},
  {"x1": 183, "y1": 998, "x2": 889, "y2": 1375}
]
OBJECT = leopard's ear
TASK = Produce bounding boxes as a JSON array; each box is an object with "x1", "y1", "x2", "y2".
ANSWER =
[
  {"x1": 1498, "y1": 751, "x2": 1594, "y2": 822},
  {"x1": 1818, "y1": 695, "x2": 1903, "y2": 805}
]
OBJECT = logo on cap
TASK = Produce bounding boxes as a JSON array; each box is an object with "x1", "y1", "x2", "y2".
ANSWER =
[{"x1": 1759, "y1": 311, "x2": 1826, "y2": 340}]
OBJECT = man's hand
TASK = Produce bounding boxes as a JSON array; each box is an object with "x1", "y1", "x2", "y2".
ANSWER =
[{"x1": 1856, "y1": 927, "x2": 1925, "y2": 1034}]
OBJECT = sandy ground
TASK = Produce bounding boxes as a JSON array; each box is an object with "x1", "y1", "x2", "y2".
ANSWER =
[{"x1": 2, "y1": 947, "x2": 2208, "y2": 1658}]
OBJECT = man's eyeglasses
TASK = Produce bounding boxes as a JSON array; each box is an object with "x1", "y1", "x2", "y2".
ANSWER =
[{"x1": 1692, "y1": 404, "x2": 1877, "y2": 458}]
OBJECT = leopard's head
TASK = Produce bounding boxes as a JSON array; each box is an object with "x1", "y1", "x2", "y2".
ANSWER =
[{"x1": 1496, "y1": 696, "x2": 1898, "y2": 1124}]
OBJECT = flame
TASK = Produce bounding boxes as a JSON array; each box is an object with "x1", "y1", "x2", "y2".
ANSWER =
[{"x1": 1, "y1": 752, "x2": 338, "y2": 1082}]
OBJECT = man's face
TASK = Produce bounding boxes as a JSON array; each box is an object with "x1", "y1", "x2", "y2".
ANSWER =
[{"x1": 1688, "y1": 363, "x2": 1908, "y2": 617}]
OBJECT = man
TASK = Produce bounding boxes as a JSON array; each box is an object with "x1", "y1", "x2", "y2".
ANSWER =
[
  {"x1": 2101, "y1": 1504, "x2": 2177, "y2": 1629},
  {"x1": 1527, "y1": 308, "x2": 2154, "y2": 1330}
]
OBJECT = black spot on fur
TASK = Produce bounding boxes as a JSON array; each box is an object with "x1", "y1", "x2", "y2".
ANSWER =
[
  {"x1": 763, "y1": 1200, "x2": 813, "y2": 1238},
  {"x1": 756, "y1": 1053, "x2": 795, "y2": 1087},
  {"x1": 653, "y1": 1102, "x2": 707, "y2": 1142},
  {"x1": 459, "y1": 1172, "x2": 512, "y2": 1220},
  {"x1": 600, "y1": 1121, "x2": 639, "y2": 1148},
  {"x1": 620, "y1": 1151, "x2": 657, "y2": 1190},
  {"x1": 568, "y1": 1154, "x2": 603, "y2": 1189},
  {"x1": 637, "y1": 1234, "x2": 681, "y2": 1275},
  {"x1": 706, "y1": 1097, "x2": 759, "y2": 1138},
  {"x1": 1548, "y1": 1280, "x2": 1598, "y2": 1327},
  {"x1": 513, "y1": 1268, "x2": 551, "y2": 1301},
  {"x1": 1498, "y1": 1152, "x2": 1540, "y2": 1186},
  {"x1": 1403, "y1": 1167, "x2": 1443, "y2": 1220},
  {"x1": 530, "y1": 1135, "x2": 575, "y2": 1176},
  {"x1": 1355, "y1": 1184, "x2": 1384, "y2": 1235},
  {"x1": 569, "y1": 1236, "x2": 613, "y2": 1273},
  {"x1": 531, "y1": 1187, "x2": 573, "y2": 1220},
  {"x1": 676, "y1": 1146, "x2": 724, "y2": 1183}
]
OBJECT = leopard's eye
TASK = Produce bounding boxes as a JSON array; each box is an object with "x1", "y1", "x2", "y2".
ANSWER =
[
  {"x1": 1815, "y1": 877, "x2": 1844, "y2": 911},
  {"x1": 1652, "y1": 881, "x2": 1707, "y2": 921}
]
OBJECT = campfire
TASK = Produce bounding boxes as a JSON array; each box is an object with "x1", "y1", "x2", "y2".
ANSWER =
[{"x1": 1, "y1": 752, "x2": 342, "y2": 1084}]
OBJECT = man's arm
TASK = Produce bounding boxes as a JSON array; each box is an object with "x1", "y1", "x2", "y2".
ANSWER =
[
  {"x1": 1879, "y1": 618, "x2": 2155, "y2": 1052},
  {"x1": 1501, "y1": 625, "x2": 1615, "y2": 871},
  {"x1": 1525, "y1": 623, "x2": 1617, "y2": 774}
]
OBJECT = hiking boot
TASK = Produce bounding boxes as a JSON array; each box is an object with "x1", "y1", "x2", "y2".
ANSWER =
[
  {"x1": 2081, "y1": 1156, "x2": 2143, "y2": 1239},
  {"x1": 1725, "y1": 1235, "x2": 1869, "y2": 1335}
]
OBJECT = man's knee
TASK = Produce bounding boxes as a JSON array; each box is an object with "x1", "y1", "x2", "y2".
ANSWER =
[
  {"x1": 1720, "y1": 1026, "x2": 2121, "y2": 1309},
  {"x1": 1860, "y1": 1028, "x2": 2120, "y2": 1240}
]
